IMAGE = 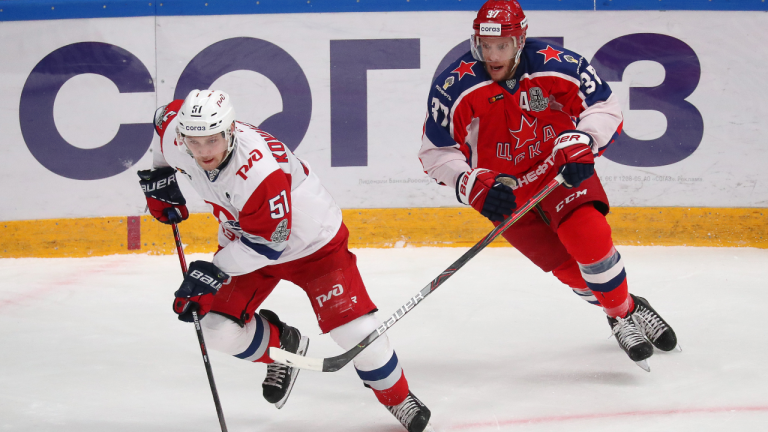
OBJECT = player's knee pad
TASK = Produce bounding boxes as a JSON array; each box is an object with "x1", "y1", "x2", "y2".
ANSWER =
[
  {"x1": 330, "y1": 313, "x2": 393, "y2": 371},
  {"x1": 331, "y1": 314, "x2": 408, "y2": 405},
  {"x1": 202, "y1": 312, "x2": 275, "y2": 362}
]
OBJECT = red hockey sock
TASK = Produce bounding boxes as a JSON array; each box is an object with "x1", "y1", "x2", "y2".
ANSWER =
[
  {"x1": 552, "y1": 258, "x2": 588, "y2": 289},
  {"x1": 258, "y1": 321, "x2": 282, "y2": 364},
  {"x1": 557, "y1": 205, "x2": 632, "y2": 318},
  {"x1": 371, "y1": 372, "x2": 410, "y2": 406}
]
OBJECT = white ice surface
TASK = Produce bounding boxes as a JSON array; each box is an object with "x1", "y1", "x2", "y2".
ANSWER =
[{"x1": 1, "y1": 246, "x2": 767, "y2": 432}]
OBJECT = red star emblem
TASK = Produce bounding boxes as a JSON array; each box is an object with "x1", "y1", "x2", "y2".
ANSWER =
[
  {"x1": 509, "y1": 116, "x2": 538, "y2": 149},
  {"x1": 537, "y1": 45, "x2": 563, "y2": 64},
  {"x1": 452, "y1": 60, "x2": 477, "y2": 80}
]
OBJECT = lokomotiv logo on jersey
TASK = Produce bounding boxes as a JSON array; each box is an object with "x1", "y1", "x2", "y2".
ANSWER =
[
  {"x1": 316, "y1": 284, "x2": 344, "y2": 308},
  {"x1": 235, "y1": 149, "x2": 264, "y2": 180}
]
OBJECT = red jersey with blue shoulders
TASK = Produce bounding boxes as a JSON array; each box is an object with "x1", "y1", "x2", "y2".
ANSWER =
[{"x1": 419, "y1": 39, "x2": 623, "y2": 196}]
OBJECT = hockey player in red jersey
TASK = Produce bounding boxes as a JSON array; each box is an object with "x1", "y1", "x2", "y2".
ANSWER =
[
  {"x1": 139, "y1": 90, "x2": 433, "y2": 432},
  {"x1": 420, "y1": 0, "x2": 679, "y2": 370}
]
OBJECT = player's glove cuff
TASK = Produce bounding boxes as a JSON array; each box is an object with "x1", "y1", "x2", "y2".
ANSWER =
[
  {"x1": 455, "y1": 169, "x2": 491, "y2": 205},
  {"x1": 552, "y1": 130, "x2": 596, "y2": 158}
]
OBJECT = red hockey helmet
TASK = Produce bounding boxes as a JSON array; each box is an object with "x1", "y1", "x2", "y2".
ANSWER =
[{"x1": 470, "y1": 0, "x2": 528, "y2": 64}]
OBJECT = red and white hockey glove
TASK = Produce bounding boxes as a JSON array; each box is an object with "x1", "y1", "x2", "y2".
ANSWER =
[
  {"x1": 137, "y1": 167, "x2": 189, "y2": 224},
  {"x1": 456, "y1": 169, "x2": 517, "y2": 222},
  {"x1": 553, "y1": 130, "x2": 596, "y2": 189},
  {"x1": 172, "y1": 261, "x2": 229, "y2": 323}
]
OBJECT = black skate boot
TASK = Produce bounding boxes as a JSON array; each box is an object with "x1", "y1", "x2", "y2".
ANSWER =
[
  {"x1": 608, "y1": 312, "x2": 654, "y2": 372},
  {"x1": 386, "y1": 391, "x2": 434, "y2": 432},
  {"x1": 260, "y1": 309, "x2": 309, "y2": 409},
  {"x1": 630, "y1": 294, "x2": 678, "y2": 352}
]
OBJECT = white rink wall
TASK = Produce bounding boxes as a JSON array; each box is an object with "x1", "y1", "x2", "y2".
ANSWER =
[{"x1": 1, "y1": 10, "x2": 767, "y2": 221}]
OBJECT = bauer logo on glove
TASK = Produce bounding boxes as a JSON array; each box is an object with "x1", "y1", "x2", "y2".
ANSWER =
[
  {"x1": 188, "y1": 268, "x2": 225, "y2": 291},
  {"x1": 137, "y1": 167, "x2": 190, "y2": 224},
  {"x1": 173, "y1": 261, "x2": 229, "y2": 322}
]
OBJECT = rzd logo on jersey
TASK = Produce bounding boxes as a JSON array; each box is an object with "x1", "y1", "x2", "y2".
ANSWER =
[
  {"x1": 316, "y1": 284, "x2": 356, "y2": 307},
  {"x1": 235, "y1": 149, "x2": 264, "y2": 180}
]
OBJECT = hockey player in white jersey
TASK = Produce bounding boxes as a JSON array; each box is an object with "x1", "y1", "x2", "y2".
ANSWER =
[{"x1": 138, "y1": 90, "x2": 433, "y2": 432}]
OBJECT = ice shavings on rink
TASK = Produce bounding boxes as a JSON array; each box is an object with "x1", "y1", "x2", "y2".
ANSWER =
[{"x1": 1, "y1": 246, "x2": 767, "y2": 432}]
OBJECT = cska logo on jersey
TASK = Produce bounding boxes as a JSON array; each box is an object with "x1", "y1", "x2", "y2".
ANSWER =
[
  {"x1": 496, "y1": 116, "x2": 543, "y2": 164},
  {"x1": 509, "y1": 116, "x2": 539, "y2": 150},
  {"x1": 537, "y1": 45, "x2": 563, "y2": 64},
  {"x1": 452, "y1": 60, "x2": 477, "y2": 80}
]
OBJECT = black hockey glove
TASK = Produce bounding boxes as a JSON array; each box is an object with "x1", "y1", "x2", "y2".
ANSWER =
[
  {"x1": 137, "y1": 167, "x2": 189, "y2": 224},
  {"x1": 553, "y1": 130, "x2": 596, "y2": 189},
  {"x1": 172, "y1": 261, "x2": 229, "y2": 323},
  {"x1": 456, "y1": 169, "x2": 517, "y2": 222}
]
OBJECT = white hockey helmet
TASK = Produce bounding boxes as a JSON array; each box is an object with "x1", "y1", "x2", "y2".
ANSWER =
[{"x1": 176, "y1": 89, "x2": 237, "y2": 157}]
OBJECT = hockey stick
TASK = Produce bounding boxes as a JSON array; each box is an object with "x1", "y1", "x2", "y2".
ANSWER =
[
  {"x1": 171, "y1": 223, "x2": 229, "y2": 432},
  {"x1": 270, "y1": 173, "x2": 566, "y2": 372}
]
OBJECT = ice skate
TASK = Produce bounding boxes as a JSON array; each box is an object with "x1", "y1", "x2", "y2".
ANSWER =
[
  {"x1": 630, "y1": 294, "x2": 679, "y2": 352},
  {"x1": 386, "y1": 391, "x2": 435, "y2": 432},
  {"x1": 608, "y1": 312, "x2": 654, "y2": 372},
  {"x1": 260, "y1": 309, "x2": 310, "y2": 409}
]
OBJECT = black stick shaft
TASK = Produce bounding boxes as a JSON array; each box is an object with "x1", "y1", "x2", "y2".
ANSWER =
[{"x1": 171, "y1": 223, "x2": 228, "y2": 432}]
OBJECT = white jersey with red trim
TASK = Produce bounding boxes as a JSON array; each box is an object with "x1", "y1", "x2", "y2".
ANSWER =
[{"x1": 152, "y1": 100, "x2": 342, "y2": 276}]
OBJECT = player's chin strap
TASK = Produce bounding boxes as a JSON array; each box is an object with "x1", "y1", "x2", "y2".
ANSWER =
[
  {"x1": 270, "y1": 173, "x2": 566, "y2": 373},
  {"x1": 171, "y1": 223, "x2": 229, "y2": 432}
]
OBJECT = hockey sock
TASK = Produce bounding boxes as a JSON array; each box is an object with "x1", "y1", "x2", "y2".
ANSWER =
[
  {"x1": 552, "y1": 258, "x2": 600, "y2": 305},
  {"x1": 357, "y1": 353, "x2": 410, "y2": 406},
  {"x1": 260, "y1": 321, "x2": 282, "y2": 363},
  {"x1": 557, "y1": 205, "x2": 632, "y2": 318},
  {"x1": 330, "y1": 314, "x2": 410, "y2": 406}
]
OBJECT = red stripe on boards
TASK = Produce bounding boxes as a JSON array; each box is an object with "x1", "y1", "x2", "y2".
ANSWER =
[{"x1": 127, "y1": 216, "x2": 141, "y2": 250}]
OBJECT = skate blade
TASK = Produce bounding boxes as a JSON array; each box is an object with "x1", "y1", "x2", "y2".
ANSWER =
[
  {"x1": 274, "y1": 336, "x2": 310, "y2": 410},
  {"x1": 422, "y1": 422, "x2": 437, "y2": 432},
  {"x1": 635, "y1": 359, "x2": 650, "y2": 372},
  {"x1": 675, "y1": 343, "x2": 683, "y2": 352}
]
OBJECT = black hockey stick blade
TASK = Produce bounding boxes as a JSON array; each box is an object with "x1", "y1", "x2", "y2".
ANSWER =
[{"x1": 270, "y1": 174, "x2": 565, "y2": 372}]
